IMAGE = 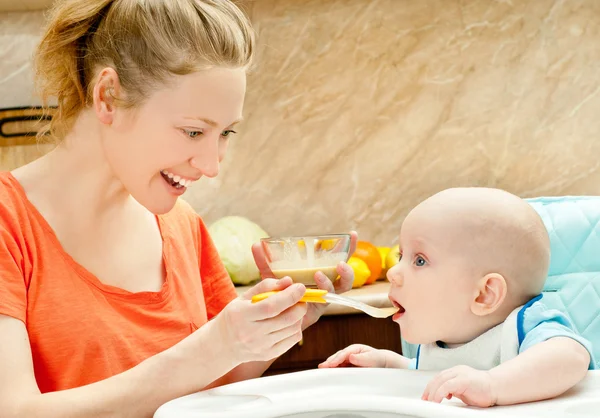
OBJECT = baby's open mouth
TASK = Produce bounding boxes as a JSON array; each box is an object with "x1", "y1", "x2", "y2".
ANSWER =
[{"x1": 391, "y1": 299, "x2": 406, "y2": 314}]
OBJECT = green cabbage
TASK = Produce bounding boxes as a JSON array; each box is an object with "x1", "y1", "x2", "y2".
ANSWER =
[{"x1": 208, "y1": 216, "x2": 269, "y2": 285}]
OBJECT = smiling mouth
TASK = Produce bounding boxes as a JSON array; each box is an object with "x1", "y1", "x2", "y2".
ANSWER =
[{"x1": 160, "y1": 170, "x2": 194, "y2": 190}]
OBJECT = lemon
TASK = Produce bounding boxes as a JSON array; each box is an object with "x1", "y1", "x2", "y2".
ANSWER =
[
  {"x1": 318, "y1": 239, "x2": 336, "y2": 251},
  {"x1": 347, "y1": 256, "x2": 371, "y2": 288},
  {"x1": 385, "y1": 244, "x2": 400, "y2": 270},
  {"x1": 377, "y1": 247, "x2": 391, "y2": 279},
  {"x1": 377, "y1": 247, "x2": 391, "y2": 268}
]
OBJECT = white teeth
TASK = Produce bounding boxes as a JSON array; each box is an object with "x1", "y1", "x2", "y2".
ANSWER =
[{"x1": 162, "y1": 170, "x2": 193, "y2": 188}]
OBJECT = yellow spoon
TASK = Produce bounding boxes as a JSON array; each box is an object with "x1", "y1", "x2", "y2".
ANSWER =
[
  {"x1": 252, "y1": 289, "x2": 399, "y2": 319},
  {"x1": 252, "y1": 289, "x2": 329, "y2": 304}
]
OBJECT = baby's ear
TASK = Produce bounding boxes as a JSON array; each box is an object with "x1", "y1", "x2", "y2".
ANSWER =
[{"x1": 470, "y1": 273, "x2": 507, "y2": 316}]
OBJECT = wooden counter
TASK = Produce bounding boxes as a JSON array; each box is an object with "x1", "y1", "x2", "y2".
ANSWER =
[{"x1": 235, "y1": 280, "x2": 402, "y2": 375}]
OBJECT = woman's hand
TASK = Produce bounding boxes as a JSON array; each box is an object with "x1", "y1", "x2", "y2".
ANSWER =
[
  {"x1": 213, "y1": 278, "x2": 308, "y2": 364},
  {"x1": 252, "y1": 231, "x2": 358, "y2": 329}
]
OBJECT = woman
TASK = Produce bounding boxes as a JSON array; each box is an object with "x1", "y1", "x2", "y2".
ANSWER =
[{"x1": 0, "y1": 0, "x2": 356, "y2": 416}]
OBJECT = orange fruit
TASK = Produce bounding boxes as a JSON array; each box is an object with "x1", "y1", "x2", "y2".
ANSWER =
[{"x1": 351, "y1": 241, "x2": 382, "y2": 285}]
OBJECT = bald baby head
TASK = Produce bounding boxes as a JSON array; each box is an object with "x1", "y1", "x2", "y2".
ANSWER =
[{"x1": 407, "y1": 187, "x2": 550, "y2": 305}]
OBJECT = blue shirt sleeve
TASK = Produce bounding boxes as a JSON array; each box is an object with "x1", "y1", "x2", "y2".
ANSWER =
[
  {"x1": 518, "y1": 300, "x2": 596, "y2": 370},
  {"x1": 407, "y1": 357, "x2": 417, "y2": 370}
]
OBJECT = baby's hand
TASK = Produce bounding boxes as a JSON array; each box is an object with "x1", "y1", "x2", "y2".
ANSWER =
[
  {"x1": 422, "y1": 365, "x2": 497, "y2": 407},
  {"x1": 319, "y1": 344, "x2": 392, "y2": 369}
]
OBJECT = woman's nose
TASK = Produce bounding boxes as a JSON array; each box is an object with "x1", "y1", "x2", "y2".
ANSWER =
[
  {"x1": 191, "y1": 157, "x2": 219, "y2": 178},
  {"x1": 190, "y1": 140, "x2": 220, "y2": 178}
]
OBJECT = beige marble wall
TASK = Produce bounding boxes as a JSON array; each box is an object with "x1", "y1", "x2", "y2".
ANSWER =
[
  {"x1": 2, "y1": 1, "x2": 600, "y2": 246},
  {"x1": 185, "y1": 0, "x2": 600, "y2": 246},
  {"x1": 0, "y1": 11, "x2": 54, "y2": 170},
  {"x1": 0, "y1": 11, "x2": 45, "y2": 107}
]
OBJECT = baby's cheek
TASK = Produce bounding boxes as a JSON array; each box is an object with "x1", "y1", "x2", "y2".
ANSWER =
[
  {"x1": 403, "y1": 316, "x2": 438, "y2": 345},
  {"x1": 426, "y1": 306, "x2": 449, "y2": 333}
]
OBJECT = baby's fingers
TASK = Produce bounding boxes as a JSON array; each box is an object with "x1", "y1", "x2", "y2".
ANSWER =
[
  {"x1": 319, "y1": 344, "x2": 372, "y2": 368},
  {"x1": 422, "y1": 369, "x2": 457, "y2": 402},
  {"x1": 318, "y1": 349, "x2": 349, "y2": 368},
  {"x1": 430, "y1": 378, "x2": 463, "y2": 403},
  {"x1": 318, "y1": 347, "x2": 359, "y2": 368},
  {"x1": 348, "y1": 351, "x2": 383, "y2": 368}
]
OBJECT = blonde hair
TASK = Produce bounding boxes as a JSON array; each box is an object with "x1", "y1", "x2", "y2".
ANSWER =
[{"x1": 34, "y1": 0, "x2": 255, "y2": 140}]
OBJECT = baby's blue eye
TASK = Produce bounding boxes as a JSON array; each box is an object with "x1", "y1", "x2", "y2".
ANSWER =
[{"x1": 415, "y1": 256, "x2": 426, "y2": 267}]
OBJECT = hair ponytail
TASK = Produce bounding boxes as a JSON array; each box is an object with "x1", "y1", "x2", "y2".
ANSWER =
[
  {"x1": 35, "y1": 0, "x2": 115, "y2": 140},
  {"x1": 34, "y1": 0, "x2": 255, "y2": 141}
]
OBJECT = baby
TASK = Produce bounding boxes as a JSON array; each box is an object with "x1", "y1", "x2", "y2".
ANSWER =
[{"x1": 320, "y1": 187, "x2": 595, "y2": 407}]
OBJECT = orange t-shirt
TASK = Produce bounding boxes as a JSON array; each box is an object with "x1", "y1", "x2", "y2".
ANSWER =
[{"x1": 0, "y1": 172, "x2": 237, "y2": 393}]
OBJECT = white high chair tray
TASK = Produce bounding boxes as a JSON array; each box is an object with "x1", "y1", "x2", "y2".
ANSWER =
[{"x1": 154, "y1": 368, "x2": 600, "y2": 418}]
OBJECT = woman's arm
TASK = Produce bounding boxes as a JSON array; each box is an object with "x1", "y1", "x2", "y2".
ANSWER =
[
  {"x1": 0, "y1": 315, "x2": 234, "y2": 418},
  {"x1": 206, "y1": 360, "x2": 275, "y2": 389},
  {"x1": 0, "y1": 279, "x2": 307, "y2": 418}
]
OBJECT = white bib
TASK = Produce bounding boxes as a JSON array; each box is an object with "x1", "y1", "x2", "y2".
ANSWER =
[{"x1": 416, "y1": 305, "x2": 521, "y2": 371}]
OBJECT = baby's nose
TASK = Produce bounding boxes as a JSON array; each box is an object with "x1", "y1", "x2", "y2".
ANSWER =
[{"x1": 386, "y1": 265, "x2": 403, "y2": 286}]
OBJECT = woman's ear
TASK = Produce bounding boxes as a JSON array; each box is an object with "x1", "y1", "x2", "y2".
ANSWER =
[
  {"x1": 470, "y1": 273, "x2": 507, "y2": 316},
  {"x1": 92, "y1": 67, "x2": 121, "y2": 125}
]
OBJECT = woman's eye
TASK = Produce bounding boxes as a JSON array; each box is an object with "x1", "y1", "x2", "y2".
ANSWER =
[
  {"x1": 221, "y1": 130, "x2": 237, "y2": 138},
  {"x1": 415, "y1": 256, "x2": 427, "y2": 267},
  {"x1": 183, "y1": 129, "x2": 203, "y2": 139},
  {"x1": 398, "y1": 252, "x2": 403, "y2": 261}
]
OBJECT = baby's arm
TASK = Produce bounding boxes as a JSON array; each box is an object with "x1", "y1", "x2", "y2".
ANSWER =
[
  {"x1": 422, "y1": 337, "x2": 590, "y2": 407},
  {"x1": 491, "y1": 301, "x2": 595, "y2": 404},
  {"x1": 424, "y1": 302, "x2": 594, "y2": 407},
  {"x1": 489, "y1": 336, "x2": 590, "y2": 405},
  {"x1": 318, "y1": 344, "x2": 412, "y2": 369}
]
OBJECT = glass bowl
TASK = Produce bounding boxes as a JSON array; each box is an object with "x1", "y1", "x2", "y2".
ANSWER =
[{"x1": 260, "y1": 234, "x2": 351, "y2": 286}]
